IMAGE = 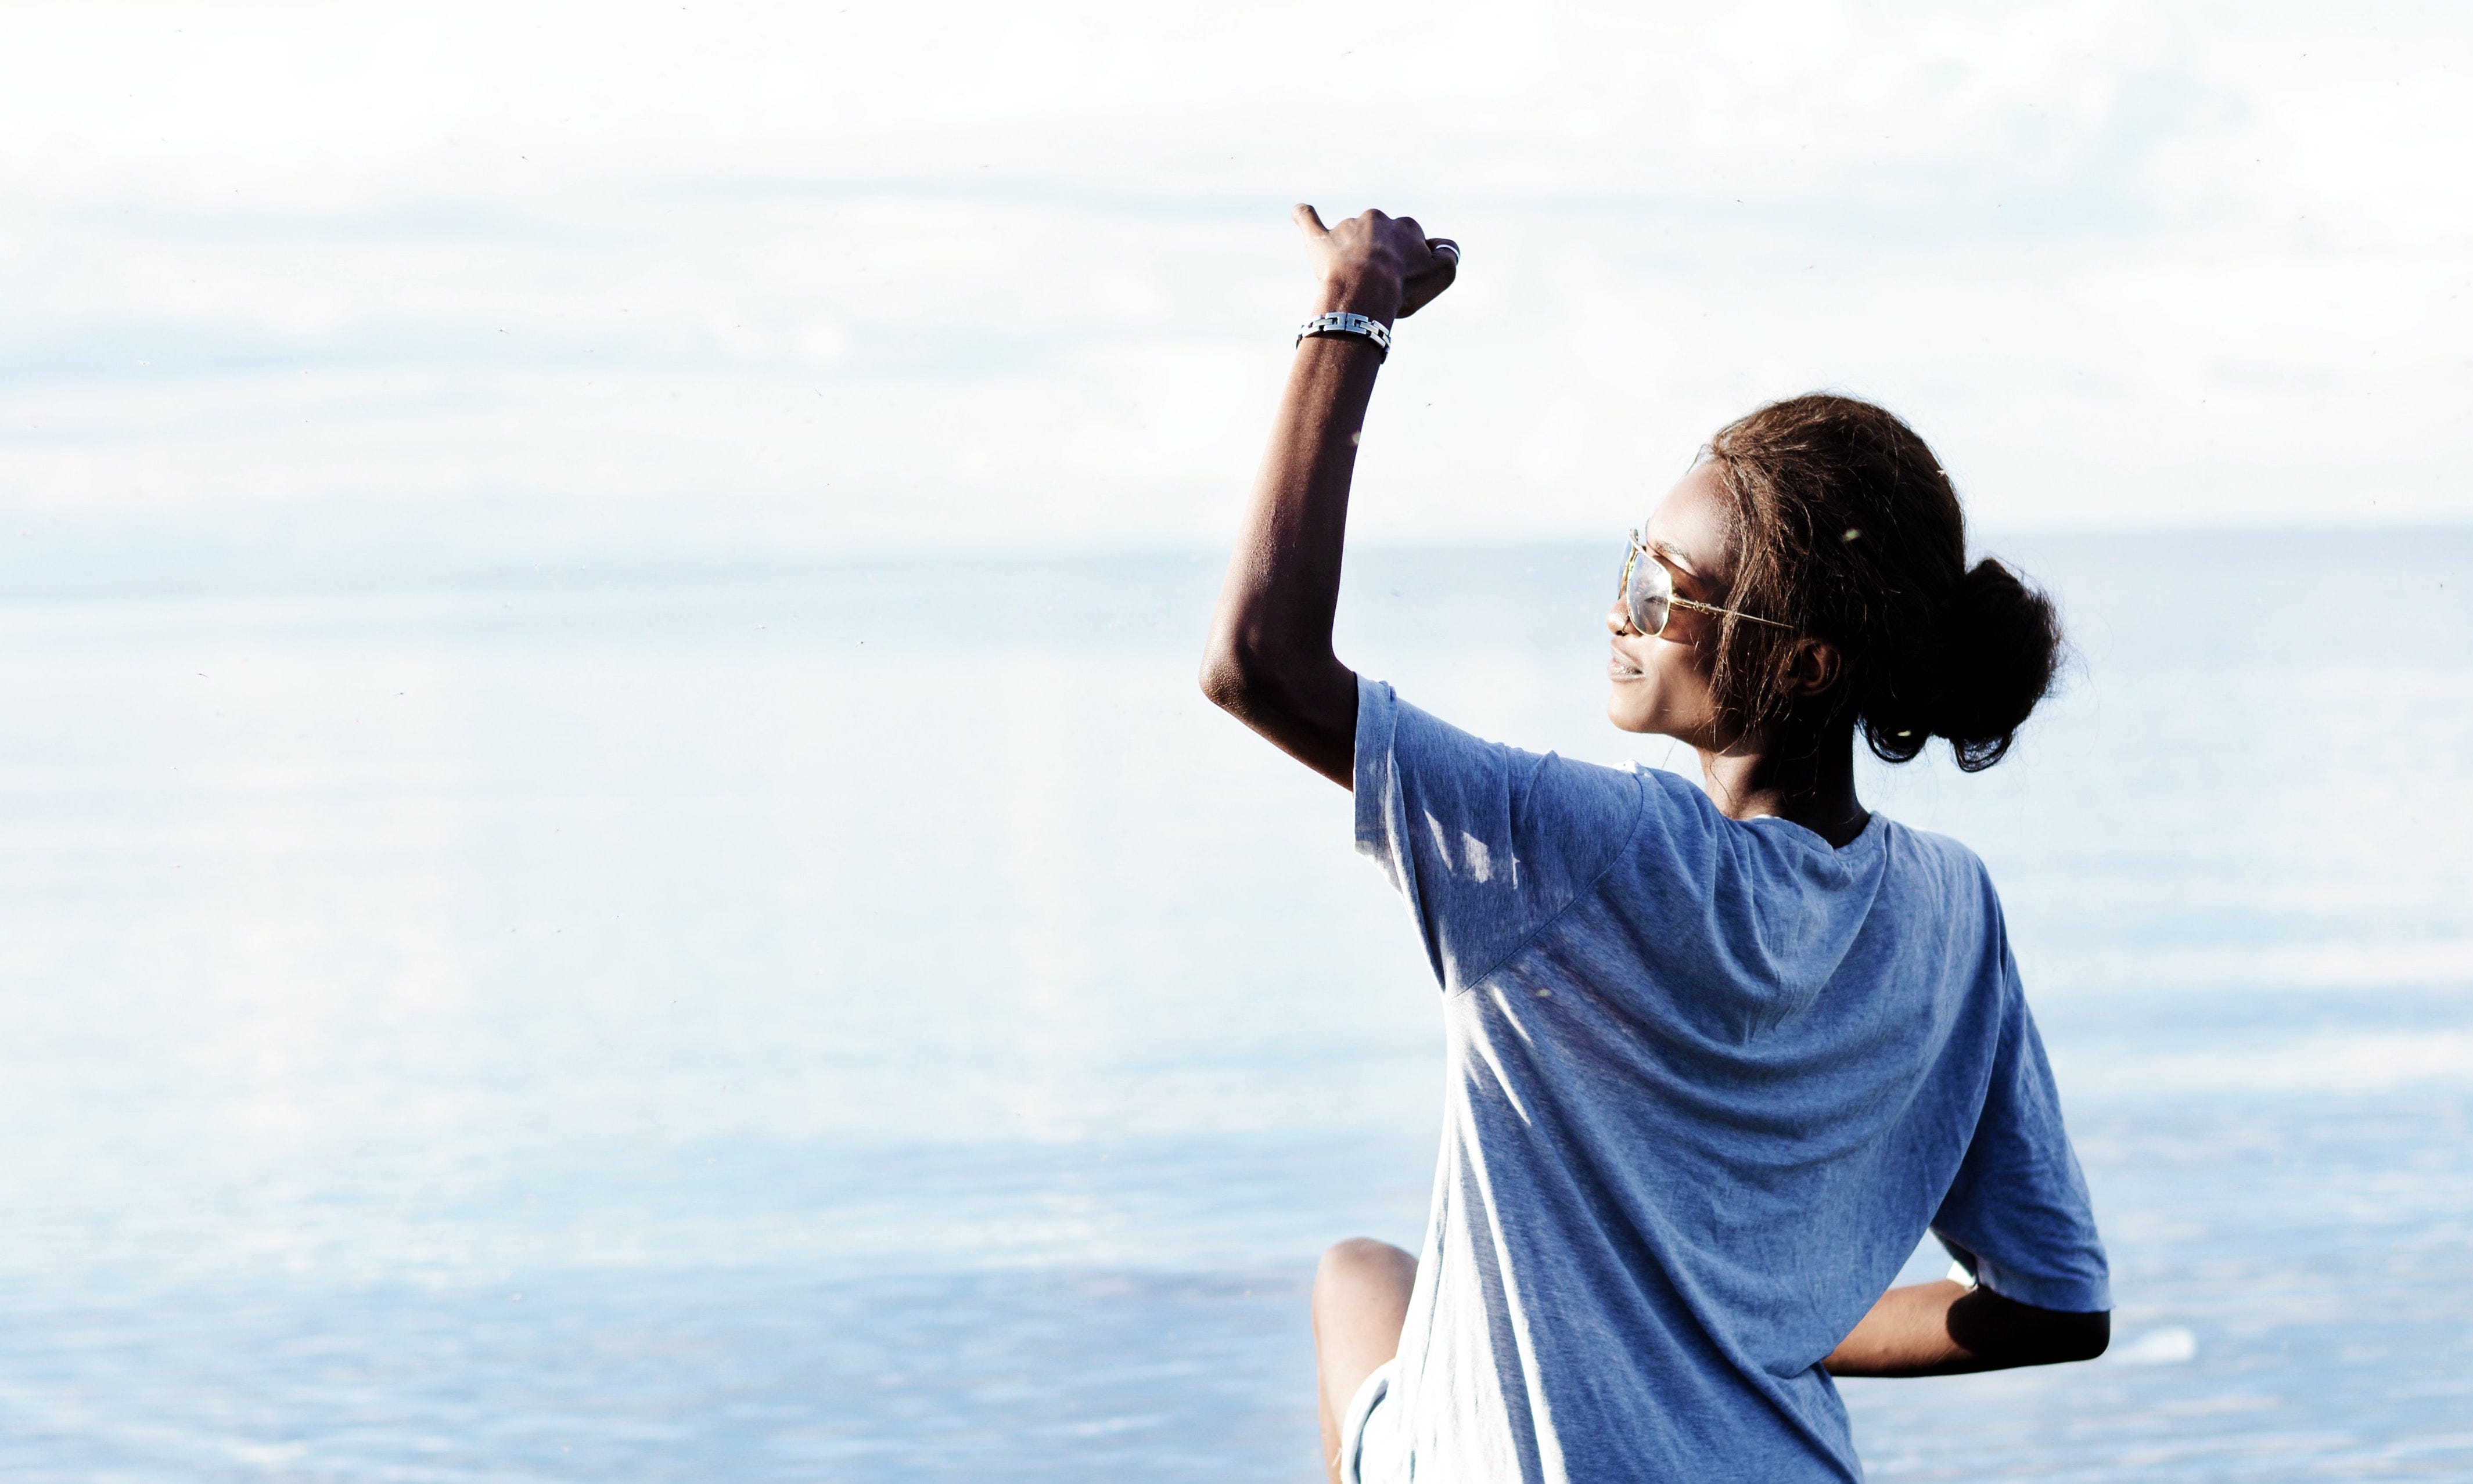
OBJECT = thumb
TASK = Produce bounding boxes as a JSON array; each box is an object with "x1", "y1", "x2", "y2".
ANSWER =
[{"x1": 1292, "y1": 202, "x2": 1330, "y2": 239}]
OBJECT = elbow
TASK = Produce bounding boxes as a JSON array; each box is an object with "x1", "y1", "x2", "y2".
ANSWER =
[
  {"x1": 1198, "y1": 634, "x2": 1308, "y2": 719},
  {"x1": 1198, "y1": 635, "x2": 1356, "y2": 781},
  {"x1": 2015, "y1": 1307, "x2": 2108, "y2": 1366},
  {"x1": 2057, "y1": 1310, "x2": 2109, "y2": 1364},
  {"x1": 1949, "y1": 1288, "x2": 2111, "y2": 1368},
  {"x1": 1197, "y1": 644, "x2": 1257, "y2": 716}
]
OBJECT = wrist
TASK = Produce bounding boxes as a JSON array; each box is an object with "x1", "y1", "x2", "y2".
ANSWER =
[
  {"x1": 1311, "y1": 275, "x2": 1401, "y2": 326},
  {"x1": 1296, "y1": 309, "x2": 1390, "y2": 361}
]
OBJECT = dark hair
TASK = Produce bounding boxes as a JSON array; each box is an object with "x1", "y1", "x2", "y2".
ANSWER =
[{"x1": 1701, "y1": 394, "x2": 2061, "y2": 772}]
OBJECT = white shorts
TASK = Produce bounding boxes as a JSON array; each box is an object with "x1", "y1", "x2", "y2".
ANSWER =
[{"x1": 1338, "y1": 1359, "x2": 1407, "y2": 1484}]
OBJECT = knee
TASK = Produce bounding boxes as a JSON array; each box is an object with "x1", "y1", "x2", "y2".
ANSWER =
[{"x1": 1316, "y1": 1237, "x2": 1415, "y2": 1302}]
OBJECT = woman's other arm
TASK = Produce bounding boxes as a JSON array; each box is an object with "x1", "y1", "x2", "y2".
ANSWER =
[
  {"x1": 1824, "y1": 1280, "x2": 2110, "y2": 1378},
  {"x1": 1199, "y1": 206, "x2": 1457, "y2": 788}
]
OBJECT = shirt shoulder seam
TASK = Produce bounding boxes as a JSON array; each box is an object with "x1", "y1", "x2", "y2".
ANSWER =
[{"x1": 1458, "y1": 763, "x2": 1654, "y2": 991}]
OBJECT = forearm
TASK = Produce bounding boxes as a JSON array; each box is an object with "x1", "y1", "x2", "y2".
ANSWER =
[
  {"x1": 1200, "y1": 326, "x2": 1383, "y2": 785},
  {"x1": 1824, "y1": 1280, "x2": 2109, "y2": 1378},
  {"x1": 1824, "y1": 1280, "x2": 1972, "y2": 1377}
]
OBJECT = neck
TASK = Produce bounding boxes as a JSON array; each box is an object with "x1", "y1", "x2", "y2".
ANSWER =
[{"x1": 1696, "y1": 721, "x2": 1868, "y2": 848}]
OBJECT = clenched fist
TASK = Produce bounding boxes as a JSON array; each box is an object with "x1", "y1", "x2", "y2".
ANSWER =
[{"x1": 1293, "y1": 204, "x2": 1460, "y2": 326}]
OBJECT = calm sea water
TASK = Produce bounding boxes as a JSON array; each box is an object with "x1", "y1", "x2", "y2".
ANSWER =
[{"x1": 1, "y1": 532, "x2": 2467, "y2": 1481}]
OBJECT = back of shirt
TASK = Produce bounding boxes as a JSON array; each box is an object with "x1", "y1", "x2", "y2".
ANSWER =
[{"x1": 1351, "y1": 679, "x2": 2108, "y2": 1483}]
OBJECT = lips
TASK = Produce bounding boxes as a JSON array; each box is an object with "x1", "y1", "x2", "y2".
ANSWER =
[{"x1": 1609, "y1": 646, "x2": 1644, "y2": 680}]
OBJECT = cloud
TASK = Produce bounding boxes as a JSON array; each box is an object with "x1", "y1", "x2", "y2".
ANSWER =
[{"x1": 0, "y1": 0, "x2": 2465, "y2": 570}]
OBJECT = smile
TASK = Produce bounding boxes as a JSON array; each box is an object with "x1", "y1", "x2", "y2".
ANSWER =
[{"x1": 1609, "y1": 647, "x2": 1644, "y2": 680}]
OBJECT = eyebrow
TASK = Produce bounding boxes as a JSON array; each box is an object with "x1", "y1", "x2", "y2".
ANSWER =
[{"x1": 1647, "y1": 538, "x2": 1699, "y2": 576}]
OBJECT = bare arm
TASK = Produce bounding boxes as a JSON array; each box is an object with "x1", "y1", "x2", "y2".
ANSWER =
[
  {"x1": 1824, "y1": 1279, "x2": 2110, "y2": 1378},
  {"x1": 1199, "y1": 205, "x2": 1458, "y2": 787}
]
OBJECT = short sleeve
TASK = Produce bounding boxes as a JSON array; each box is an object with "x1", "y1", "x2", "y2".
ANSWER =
[
  {"x1": 1930, "y1": 966, "x2": 2112, "y2": 1312},
  {"x1": 1352, "y1": 675, "x2": 1643, "y2": 993}
]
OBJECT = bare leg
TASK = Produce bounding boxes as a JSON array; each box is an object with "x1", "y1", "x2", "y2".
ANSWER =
[{"x1": 1313, "y1": 1237, "x2": 1417, "y2": 1484}]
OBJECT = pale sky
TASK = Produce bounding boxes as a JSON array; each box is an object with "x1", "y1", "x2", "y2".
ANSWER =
[{"x1": 2, "y1": 0, "x2": 2467, "y2": 568}]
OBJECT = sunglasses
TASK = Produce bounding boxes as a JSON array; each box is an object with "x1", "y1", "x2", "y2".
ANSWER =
[{"x1": 1617, "y1": 531, "x2": 1793, "y2": 638}]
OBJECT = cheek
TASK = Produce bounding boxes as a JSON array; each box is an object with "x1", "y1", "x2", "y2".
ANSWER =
[
  {"x1": 1654, "y1": 643, "x2": 1730, "y2": 728},
  {"x1": 1648, "y1": 638, "x2": 1718, "y2": 700}
]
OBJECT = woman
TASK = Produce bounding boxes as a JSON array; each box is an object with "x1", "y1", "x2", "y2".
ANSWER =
[{"x1": 1201, "y1": 207, "x2": 2112, "y2": 1484}]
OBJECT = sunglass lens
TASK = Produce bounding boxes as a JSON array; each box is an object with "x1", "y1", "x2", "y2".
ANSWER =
[{"x1": 1626, "y1": 544, "x2": 1672, "y2": 636}]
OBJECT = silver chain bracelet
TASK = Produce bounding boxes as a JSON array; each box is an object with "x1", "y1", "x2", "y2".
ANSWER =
[{"x1": 1295, "y1": 311, "x2": 1391, "y2": 360}]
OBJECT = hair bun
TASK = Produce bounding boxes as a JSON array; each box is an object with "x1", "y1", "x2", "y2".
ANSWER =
[
  {"x1": 1931, "y1": 558, "x2": 2062, "y2": 770},
  {"x1": 1703, "y1": 395, "x2": 2066, "y2": 775}
]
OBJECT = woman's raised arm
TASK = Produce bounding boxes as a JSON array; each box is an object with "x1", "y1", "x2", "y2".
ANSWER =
[{"x1": 1199, "y1": 205, "x2": 1458, "y2": 788}]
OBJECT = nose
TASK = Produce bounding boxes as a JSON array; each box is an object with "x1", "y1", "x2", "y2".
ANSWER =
[{"x1": 1606, "y1": 602, "x2": 1636, "y2": 637}]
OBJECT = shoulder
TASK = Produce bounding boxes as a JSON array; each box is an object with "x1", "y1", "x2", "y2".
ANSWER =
[
  {"x1": 1511, "y1": 747, "x2": 1651, "y2": 831},
  {"x1": 1871, "y1": 819, "x2": 2018, "y2": 978},
  {"x1": 1364, "y1": 677, "x2": 1646, "y2": 819},
  {"x1": 1878, "y1": 816, "x2": 1998, "y2": 889}
]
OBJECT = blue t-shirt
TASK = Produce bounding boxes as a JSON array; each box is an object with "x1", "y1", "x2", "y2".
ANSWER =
[{"x1": 1352, "y1": 677, "x2": 2108, "y2": 1483}]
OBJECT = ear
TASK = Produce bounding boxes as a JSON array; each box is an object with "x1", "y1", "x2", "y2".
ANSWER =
[{"x1": 1774, "y1": 637, "x2": 1843, "y2": 700}]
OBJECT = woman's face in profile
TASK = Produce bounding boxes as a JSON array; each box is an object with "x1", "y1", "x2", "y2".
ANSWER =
[{"x1": 1606, "y1": 462, "x2": 1739, "y2": 748}]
